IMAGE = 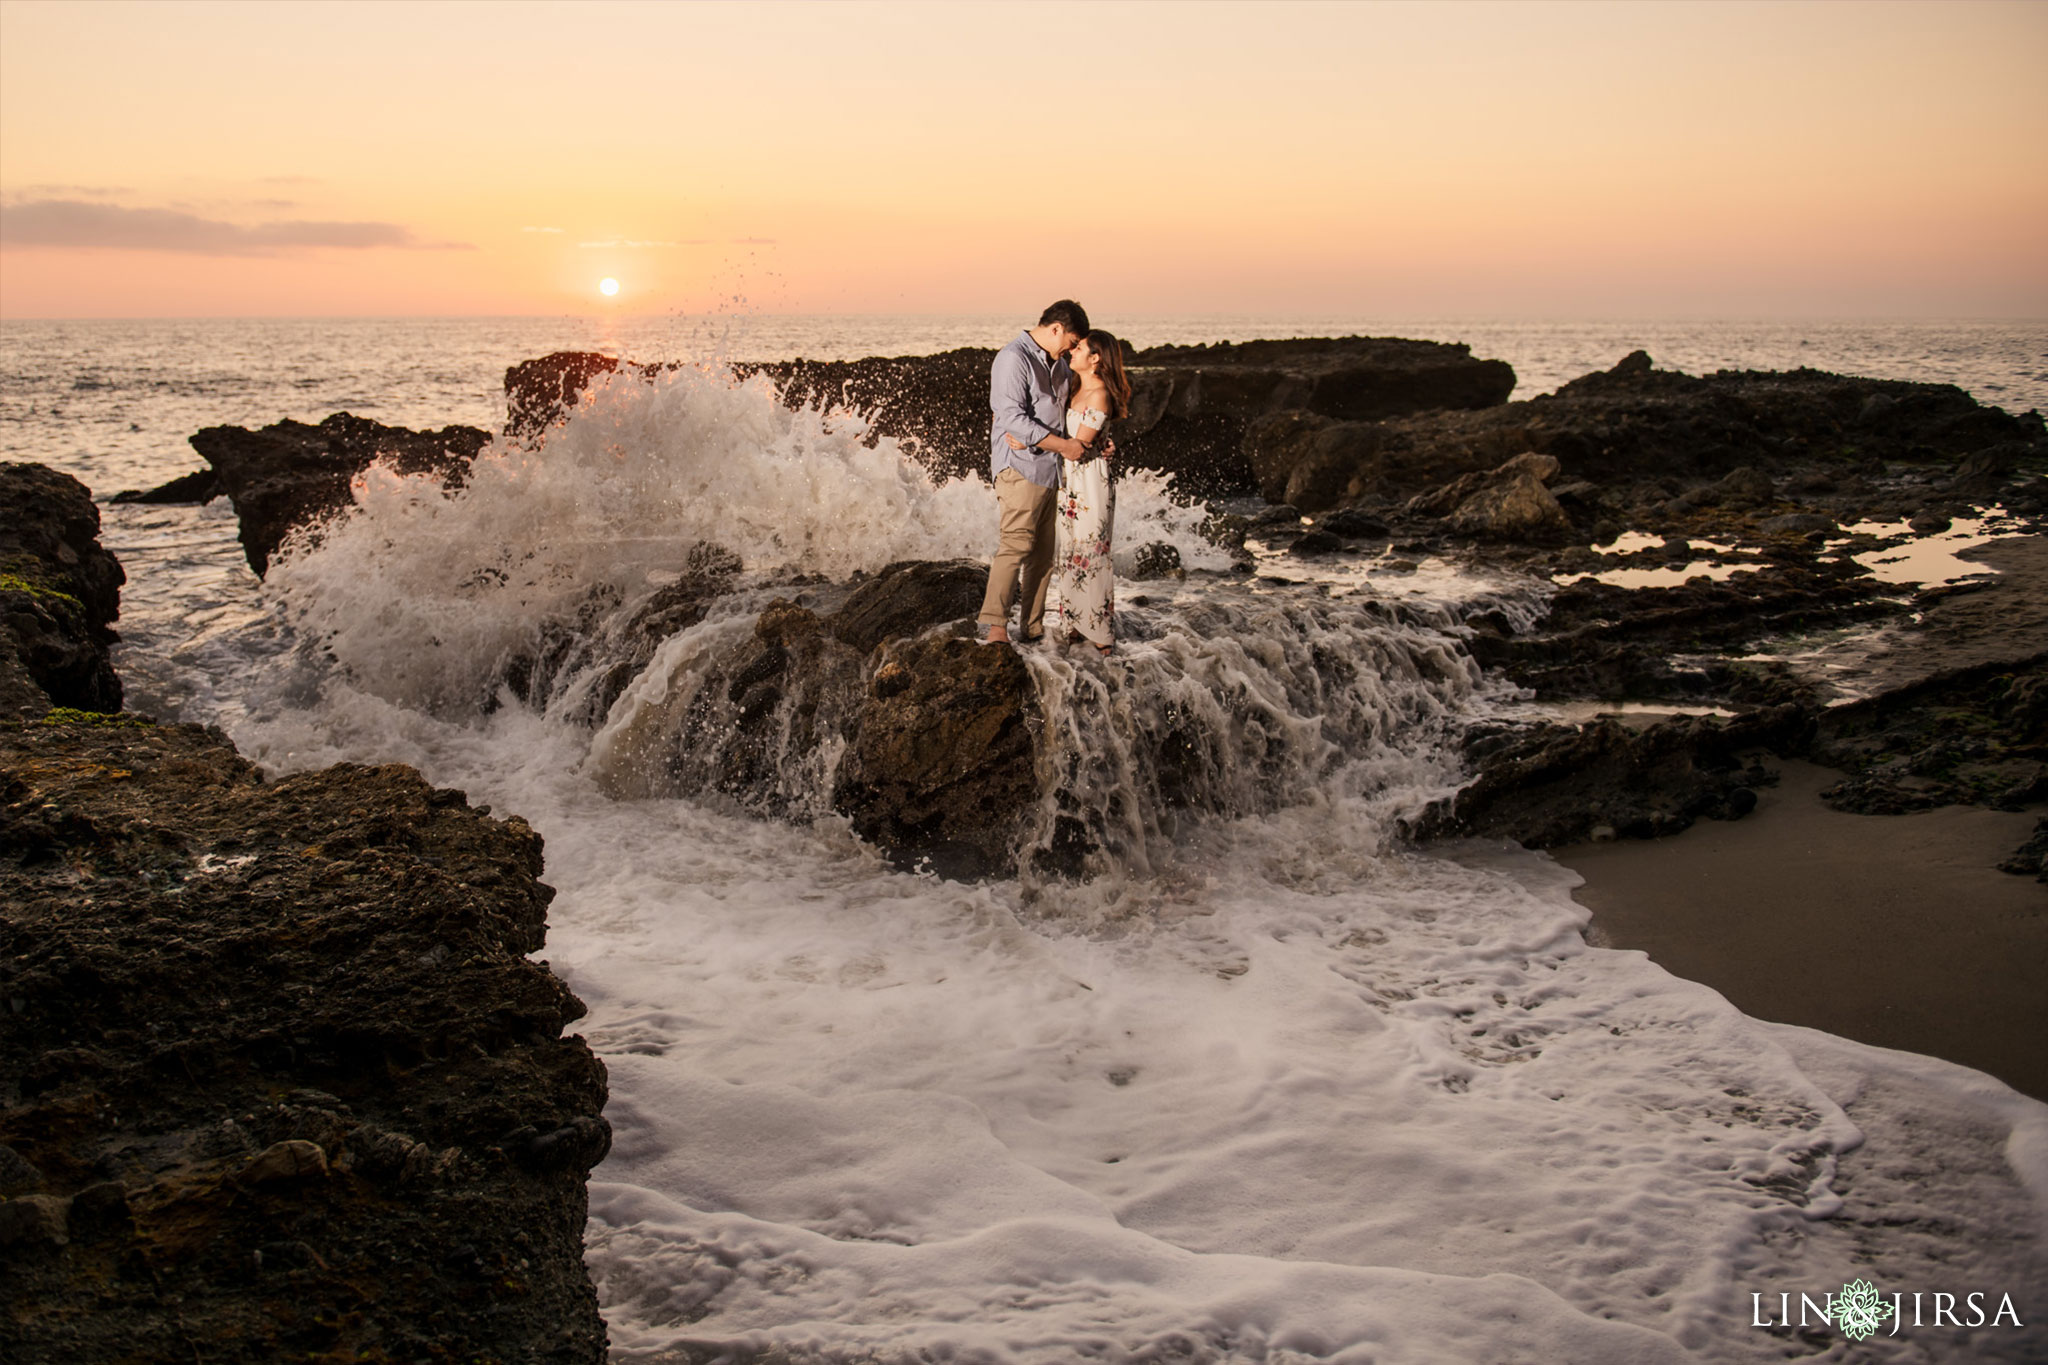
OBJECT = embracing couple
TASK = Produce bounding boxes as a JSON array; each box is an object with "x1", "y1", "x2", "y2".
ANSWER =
[{"x1": 976, "y1": 300, "x2": 1132, "y2": 654}]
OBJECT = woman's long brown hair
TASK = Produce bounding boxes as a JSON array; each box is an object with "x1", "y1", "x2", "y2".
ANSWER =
[{"x1": 1086, "y1": 330, "x2": 1132, "y2": 420}]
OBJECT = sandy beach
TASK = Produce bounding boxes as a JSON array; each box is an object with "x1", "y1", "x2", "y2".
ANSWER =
[{"x1": 1559, "y1": 758, "x2": 2046, "y2": 1101}]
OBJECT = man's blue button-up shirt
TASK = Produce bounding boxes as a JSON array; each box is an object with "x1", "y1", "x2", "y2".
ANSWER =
[{"x1": 989, "y1": 330, "x2": 1072, "y2": 489}]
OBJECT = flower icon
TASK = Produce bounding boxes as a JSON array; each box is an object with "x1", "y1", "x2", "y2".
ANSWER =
[{"x1": 1834, "y1": 1278, "x2": 1895, "y2": 1342}]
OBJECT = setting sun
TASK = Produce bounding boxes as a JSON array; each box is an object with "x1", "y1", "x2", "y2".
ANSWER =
[{"x1": 599, "y1": 277, "x2": 620, "y2": 297}]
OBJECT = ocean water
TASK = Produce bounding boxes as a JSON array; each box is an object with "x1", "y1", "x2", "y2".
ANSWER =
[
  {"x1": 5, "y1": 318, "x2": 2047, "y2": 1362},
  {"x1": 4, "y1": 315, "x2": 2044, "y2": 500}
]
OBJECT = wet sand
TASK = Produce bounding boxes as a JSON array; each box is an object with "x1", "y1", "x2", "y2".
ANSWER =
[{"x1": 1556, "y1": 759, "x2": 2048, "y2": 1101}]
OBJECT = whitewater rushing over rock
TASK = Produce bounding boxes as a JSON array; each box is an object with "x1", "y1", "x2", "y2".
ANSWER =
[
  {"x1": 264, "y1": 363, "x2": 1221, "y2": 714},
  {"x1": 147, "y1": 360, "x2": 2048, "y2": 1363}
]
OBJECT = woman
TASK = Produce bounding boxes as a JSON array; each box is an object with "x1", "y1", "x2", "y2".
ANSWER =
[{"x1": 1005, "y1": 330, "x2": 1131, "y2": 654}]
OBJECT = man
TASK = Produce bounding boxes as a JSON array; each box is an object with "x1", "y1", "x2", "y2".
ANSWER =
[{"x1": 977, "y1": 300, "x2": 1092, "y2": 645}]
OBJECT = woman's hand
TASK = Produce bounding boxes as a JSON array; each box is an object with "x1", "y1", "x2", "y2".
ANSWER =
[{"x1": 1004, "y1": 432, "x2": 1027, "y2": 450}]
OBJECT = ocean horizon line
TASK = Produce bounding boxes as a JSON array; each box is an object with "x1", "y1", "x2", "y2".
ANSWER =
[{"x1": 5, "y1": 311, "x2": 2046, "y2": 327}]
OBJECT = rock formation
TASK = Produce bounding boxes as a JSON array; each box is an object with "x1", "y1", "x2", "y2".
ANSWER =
[
  {"x1": 189, "y1": 413, "x2": 492, "y2": 577},
  {"x1": 1415, "y1": 707, "x2": 1808, "y2": 848},
  {"x1": 1247, "y1": 349, "x2": 2045, "y2": 515},
  {"x1": 504, "y1": 338, "x2": 1517, "y2": 496},
  {"x1": 833, "y1": 633, "x2": 1039, "y2": 880},
  {"x1": 2, "y1": 463, "x2": 608, "y2": 1362},
  {"x1": 0, "y1": 462, "x2": 125, "y2": 716},
  {"x1": 0, "y1": 720, "x2": 609, "y2": 1363},
  {"x1": 1406, "y1": 452, "x2": 1572, "y2": 543},
  {"x1": 107, "y1": 468, "x2": 222, "y2": 506},
  {"x1": 505, "y1": 351, "x2": 626, "y2": 439}
]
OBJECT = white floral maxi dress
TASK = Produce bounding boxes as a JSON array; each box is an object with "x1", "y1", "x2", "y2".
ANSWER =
[{"x1": 1051, "y1": 404, "x2": 1114, "y2": 647}]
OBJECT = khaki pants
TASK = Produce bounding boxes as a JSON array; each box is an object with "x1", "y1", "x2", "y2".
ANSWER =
[{"x1": 977, "y1": 467, "x2": 1057, "y2": 635}]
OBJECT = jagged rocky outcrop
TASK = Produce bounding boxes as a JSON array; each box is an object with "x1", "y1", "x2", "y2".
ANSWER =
[
  {"x1": 0, "y1": 462, "x2": 125, "y2": 716},
  {"x1": 1115, "y1": 337, "x2": 1514, "y2": 498},
  {"x1": 3, "y1": 461, "x2": 608, "y2": 1361},
  {"x1": 580, "y1": 558, "x2": 1033, "y2": 877},
  {"x1": 189, "y1": 413, "x2": 492, "y2": 577},
  {"x1": 505, "y1": 352, "x2": 627, "y2": 440},
  {"x1": 1811, "y1": 656, "x2": 2048, "y2": 818},
  {"x1": 108, "y1": 468, "x2": 222, "y2": 506},
  {"x1": 0, "y1": 717, "x2": 609, "y2": 1363},
  {"x1": 1131, "y1": 337, "x2": 1515, "y2": 420},
  {"x1": 1430, "y1": 530, "x2": 2048, "y2": 863},
  {"x1": 1405, "y1": 452, "x2": 1572, "y2": 543},
  {"x1": 1250, "y1": 349, "x2": 2047, "y2": 515},
  {"x1": 1415, "y1": 706, "x2": 1810, "y2": 848},
  {"x1": 503, "y1": 338, "x2": 1516, "y2": 495},
  {"x1": 833, "y1": 634, "x2": 1039, "y2": 880}
]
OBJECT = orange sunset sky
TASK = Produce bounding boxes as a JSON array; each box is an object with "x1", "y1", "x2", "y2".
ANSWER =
[{"x1": 2, "y1": 0, "x2": 2044, "y2": 320}]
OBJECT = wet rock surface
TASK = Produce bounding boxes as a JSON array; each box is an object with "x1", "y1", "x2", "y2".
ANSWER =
[
  {"x1": 571, "y1": 558, "x2": 1042, "y2": 877},
  {"x1": 1, "y1": 463, "x2": 125, "y2": 717},
  {"x1": 1811, "y1": 656, "x2": 2048, "y2": 818},
  {"x1": 827, "y1": 559, "x2": 989, "y2": 655},
  {"x1": 504, "y1": 351, "x2": 624, "y2": 439},
  {"x1": 1429, "y1": 517, "x2": 2048, "y2": 869},
  {"x1": 107, "y1": 467, "x2": 223, "y2": 506},
  {"x1": 1407, "y1": 452, "x2": 1572, "y2": 543},
  {"x1": 833, "y1": 634, "x2": 1039, "y2": 880},
  {"x1": 1418, "y1": 707, "x2": 1805, "y2": 848},
  {"x1": 190, "y1": 412, "x2": 492, "y2": 577},
  {"x1": 0, "y1": 716, "x2": 609, "y2": 1363}
]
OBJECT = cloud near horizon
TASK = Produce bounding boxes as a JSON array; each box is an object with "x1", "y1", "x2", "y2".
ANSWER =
[
  {"x1": 0, "y1": 199, "x2": 471, "y2": 254},
  {"x1": 576, "y1": 238, "x2": 702, "y2": 249},
  {"x1": 10, "y1": 183, "x2": 133, "y2": 200}
]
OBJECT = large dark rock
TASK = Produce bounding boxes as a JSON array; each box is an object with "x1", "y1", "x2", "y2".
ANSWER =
[
  {"x1": 1130, "y1": 336, "x2": 1514, "y2": 420},
  {"x1": 107, "y1": 468, "x2": 222, "y2": 506},
  {"x1": 189, "y1": 413, "x2": 493, "y2": 577},
  {"x1": 827, "y1": 559, "x2": 988, "y2": 654},
  {"x1": 833, "y1": 635, "x2": 1039, "y2": 880},
  {"x1": 1811, "y1": 656, "x2": 2048, "y2": 816},
  {"x1": 740, "y1": 351, "x2": 995, "y2": 484},
  {"x1": 1406, "y1": 452, "x2": 1571, "y2": 543},
  {"x1": 575, "y1": 561, "x2": 1040, "y2": 874},
  {"x1": 1248, "y1": 351, "x2": 2047, "y2": 514},
  {"x1": 591, "y1": 596, "x2": 869, "y2": 819},
  {"x1": 1116, "y1": 337, "x2": 1514, "y2": 498},
  {"x1": 1417, "y1": 705, "x2": 1811, "y2": 847},
  {"x1": 0, "y1": 717, "x2": 608, "y2": 1363},
  {"x1": 0, "y1": 463, "x2": 124, "y2": 715},
  {"x1": 504, "y1": 338, "x2": 1517, "y2": 498},
  {"x1": 505, "y1": 352, "x2": 626, "y2": 440}
]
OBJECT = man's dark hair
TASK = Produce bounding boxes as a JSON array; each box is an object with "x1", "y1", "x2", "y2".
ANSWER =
[{"x1": 1038, "y1": 299, "x2": 1090, "y2": 336}]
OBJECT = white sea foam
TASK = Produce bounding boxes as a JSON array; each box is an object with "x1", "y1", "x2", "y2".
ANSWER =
[{"x1": 186, "y1": 638, "x2": 2048, "y2": 1364}]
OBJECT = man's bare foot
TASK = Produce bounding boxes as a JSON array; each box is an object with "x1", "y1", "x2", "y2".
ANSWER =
[{"x1": 980, "y1": 625, "x2": 1011, "y2": 645}]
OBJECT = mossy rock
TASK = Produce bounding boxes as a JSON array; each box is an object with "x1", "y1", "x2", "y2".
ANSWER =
[
  {"x1": 0, "y1": 568, "x2": 85, "y2": 613},
  {"x1": 39, "y1": 707, "x2": 153, "y2": 728}
]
